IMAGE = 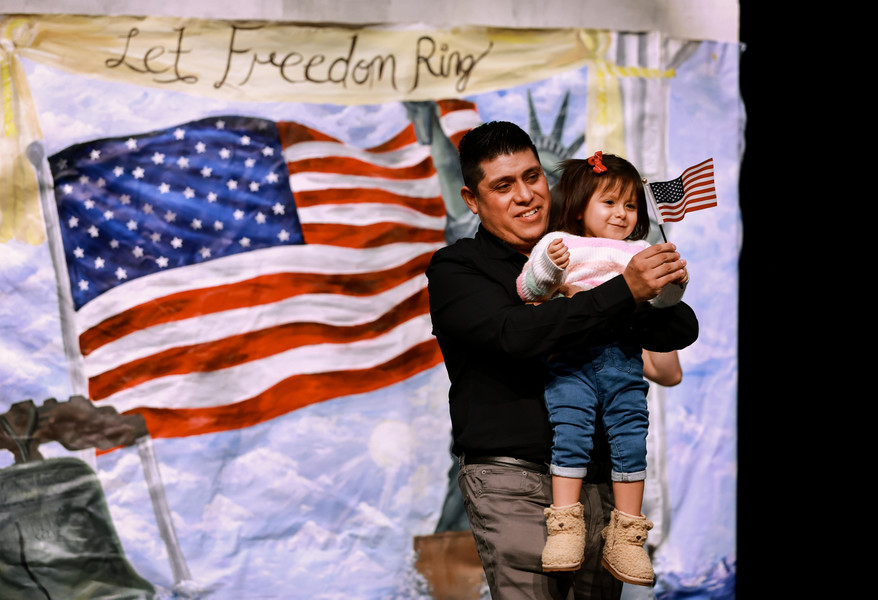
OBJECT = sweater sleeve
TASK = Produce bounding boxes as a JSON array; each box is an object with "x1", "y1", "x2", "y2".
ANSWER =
[{"x1": 516, "y1": 233, "x2": 566, "y2": 302}]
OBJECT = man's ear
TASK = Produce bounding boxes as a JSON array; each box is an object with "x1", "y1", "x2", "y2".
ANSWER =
[{"x1": 461, "y1": 186, "x2": 479, "y2": 215}]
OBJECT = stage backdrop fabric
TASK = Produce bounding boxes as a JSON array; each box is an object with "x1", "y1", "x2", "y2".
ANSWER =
[{"x1": 0, "y1": 14, "x2": 740, "y2": 600}]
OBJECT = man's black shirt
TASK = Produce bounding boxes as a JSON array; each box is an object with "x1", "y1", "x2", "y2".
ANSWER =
[{"x1": 426, "y1": 225, "x2": 698, "y2": 464}]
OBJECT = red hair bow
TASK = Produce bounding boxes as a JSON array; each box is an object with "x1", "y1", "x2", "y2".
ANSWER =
[{"x1": 588, "y1": 151, "x2": 607, "y2": 174}]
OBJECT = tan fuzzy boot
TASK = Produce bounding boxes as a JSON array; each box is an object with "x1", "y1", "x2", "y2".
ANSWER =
[
  {"x1": 600, "y1": 509, "x2": 655, "y2": 586},
  {"x1": 541, "y1": 502, "x2": 586, "y2": 572}
]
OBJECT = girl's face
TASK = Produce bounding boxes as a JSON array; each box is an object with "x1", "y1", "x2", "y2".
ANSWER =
[{"x1": 579, "y1": 178, "x2": 638, "y2": 239}]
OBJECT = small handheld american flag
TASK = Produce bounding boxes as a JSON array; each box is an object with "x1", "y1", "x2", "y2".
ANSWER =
[{"x1": 645, "y1": 158, "x2": 717, "y2": 228}]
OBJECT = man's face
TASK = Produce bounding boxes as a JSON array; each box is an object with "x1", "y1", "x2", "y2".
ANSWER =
[{"x1": 461, "y1": 150, "x2": 551, "y2": 255}]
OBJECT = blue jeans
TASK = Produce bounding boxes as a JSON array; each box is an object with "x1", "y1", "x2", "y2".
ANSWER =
[{"x1": 545, "y1": 344, "x2": 649, "y2": 482}]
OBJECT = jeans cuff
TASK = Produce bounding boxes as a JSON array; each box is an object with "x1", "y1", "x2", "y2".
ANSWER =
[
  {"x1": 611, "y1": 469, "x2": 646, "y2": 482},
  {"x1": 550, "y1": 464, "x2": 588, "y2": 478}
]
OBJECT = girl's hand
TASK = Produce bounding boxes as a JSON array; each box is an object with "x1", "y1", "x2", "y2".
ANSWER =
[
  {"x1": 559, "y1": 283, "x2": 583, "y2": 298},
  {"x1": 547, "y1": 238, "x2": 570, "y2": 269}
]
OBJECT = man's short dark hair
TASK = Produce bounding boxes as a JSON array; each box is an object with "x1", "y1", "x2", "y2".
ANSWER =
[{"x1": 458, "y1": 121, "x2": 540, "y2": 192}]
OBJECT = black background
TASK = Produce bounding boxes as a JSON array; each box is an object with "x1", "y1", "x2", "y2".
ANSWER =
[{"x1": 738, "y1": 2, "x2": 808, "y2": 594}]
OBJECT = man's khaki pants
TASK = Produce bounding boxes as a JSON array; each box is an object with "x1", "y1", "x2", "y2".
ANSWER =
[{"x1": 458, "y1": 461, "x2": 623, "y2": 600}]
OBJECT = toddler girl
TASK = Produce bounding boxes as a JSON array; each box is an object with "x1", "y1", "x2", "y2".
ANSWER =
[{"x1": 517, "y1": 152, "x2": 688, "y2": 586}]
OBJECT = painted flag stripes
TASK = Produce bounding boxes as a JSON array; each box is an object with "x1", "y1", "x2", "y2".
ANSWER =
[
  {"x1": 647, "y1": 158, "x2": 717, "y2": 223},
  {"x1": 50, "y1": 104, "x2": 480, "y2": 440}
]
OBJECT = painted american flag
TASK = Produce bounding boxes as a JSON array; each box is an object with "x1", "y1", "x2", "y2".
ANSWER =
[
  {"x1": 647, "y1": 157, "x2": 717, "y2": 223},
  {"x1": 50, "y1": 102, "x2": 481, "y2": 440}
]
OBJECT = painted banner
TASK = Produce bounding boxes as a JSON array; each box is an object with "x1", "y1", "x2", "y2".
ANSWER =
[
  {"x1": 2, "y1": 14, "x2": 617, "y2": 102},
  {"x1": 0, "y1": 13, "x2": 739, "y2": 600}
]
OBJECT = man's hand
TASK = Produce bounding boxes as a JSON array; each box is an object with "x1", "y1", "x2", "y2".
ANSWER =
[
  {"x1": 623, "y1": 243, "x2": 688, "y2": 303},
  {"x1": 547, "y1": 238, "x2": 570, "y2": 269}
]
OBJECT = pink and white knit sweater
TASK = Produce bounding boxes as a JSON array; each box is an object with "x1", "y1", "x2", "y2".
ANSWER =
[{"x1": 516, "y1": 231, "x2": 686, "y2": 307}]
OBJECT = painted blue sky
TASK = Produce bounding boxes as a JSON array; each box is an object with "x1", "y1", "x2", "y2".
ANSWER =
[{"x1": 0, "y1": 38, "x2": 739, "y2": 598}]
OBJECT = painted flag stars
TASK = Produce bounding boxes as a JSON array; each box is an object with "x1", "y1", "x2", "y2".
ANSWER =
[{"x1": 52, "y1": 116, "x2": 302, "y2": 309}]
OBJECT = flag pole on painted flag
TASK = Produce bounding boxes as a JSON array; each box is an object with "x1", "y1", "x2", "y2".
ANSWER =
[{"x1": 643, "y1": 157, "x2": 718, "y2": 240}]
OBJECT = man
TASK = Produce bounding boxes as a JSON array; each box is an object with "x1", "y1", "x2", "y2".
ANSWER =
[{"x1": 426, "y1": 121, "x2": 697, "y2": 599}]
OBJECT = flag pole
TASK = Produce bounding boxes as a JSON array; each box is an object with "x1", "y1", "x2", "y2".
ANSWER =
[
  {"x1": 642, "y1": 177, "x2": 669, "y2": 243},
  {"x1": 27, "y1": 141, "x2": 195, "y2": 594},
  {"x1": 642, "y1": 176, "x2": 687, "y2": 294},
  {"x1": 26, "y1": 142, "x2": 89, "y2": 398},
  {"x1": 136, "y1": 435, "x2": 193, "y2": 587},
  {"x1": 27, "y1": 141, "x2": 94, "y2": 473}
]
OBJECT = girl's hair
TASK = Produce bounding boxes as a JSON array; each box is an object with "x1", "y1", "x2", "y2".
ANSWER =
[{"x1": 549, "y1": 154, "x2": 650, "y2": 241}]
